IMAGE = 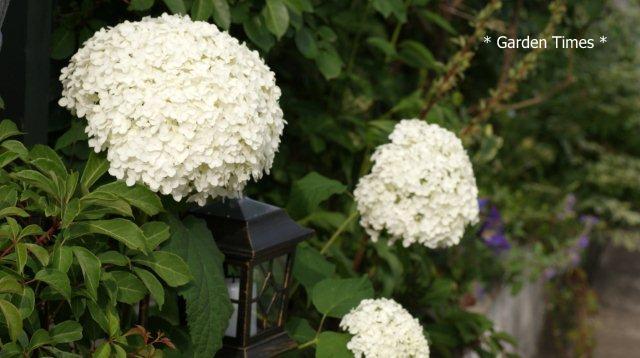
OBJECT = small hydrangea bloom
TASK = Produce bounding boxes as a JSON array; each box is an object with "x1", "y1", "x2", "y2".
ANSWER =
[
  {"x1": 340, "y1": 298, "x2": 430, "y2": 358},
  {"x1": 58, "y1": 14, "x2": 284, "y2": 205},
  {"x1": 354, "y1": 119, "x2": 479, "y2": 248}
]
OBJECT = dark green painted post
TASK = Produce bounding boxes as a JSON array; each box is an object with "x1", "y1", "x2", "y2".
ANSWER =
[{"x1": 0, "y1": 0, "x2": 51, "y2": 145}]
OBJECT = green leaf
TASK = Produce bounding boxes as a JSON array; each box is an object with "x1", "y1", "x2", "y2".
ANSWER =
[
  {"x1": 17, "y1": 287, "x2": 35, "y2": 318},
  {"x1": 80, "y1": 151, "x2": 109, "y2": 192},
  {"x1": 287, "y1": 172, "x2": 347, "y2": 218},
  {"x1": 0, "y1": 206, "x2": 29, "y2": 219},
  {"x1": 366, "y1": 36, "x2": 396, "y2": 56},
  {"x1": 293, "y1": 243, "x2": 335, "y2": 292},
  {"x1": 86, "y1": 300, "x2": 110, "y2": 335},
  {"x1": 29, "y1": 329, "x2": 52, "y2": 350},
  {"x1": 315, "y1": 48, "x2": 343, "y2": 80},
  {"x1": 316, "y1": 332, "x2": 352, "y2": 358},
  {"x1": 133, "y1": 267, "x2": 165, "y2": 310},
  {"x1": 93, "y1": 342, "x2": 111, "y2": 358},
  {"x1": 142, "y1": 221, "x2": 171, "y2": 249},
  {"x1": 163, "y1": 0, "x2": 187, "y2": 14},
  {"x1": 191, "y1": 0, "x2": 212, "y2": 20},
  {"x1": 111, "y1": 271, "x2": 148, "y2": 304},
  {"x1": 285, "y1": 317, "x2": 315, "y2": 343},
  {"x1": 263, "y1": 0, "x2": 290, "y2": 39},
  {"x1": 94, "y1": 181, "x2": 162, "y2": 216},
  {"x1": 0, "y1": 120, "x2": 22, "y2": 142},
  {"x1": 243, "y1": 15, "x2": 275, "y2": 52},
  {"x1": 65, "y1": 172, "x2": 79, "y2": 201},
  {"x1": 72, "y1": 246, "x2": 101, "y2": 301},
  {"x1": 35, "y1": 269, "x2": 72, "y2": 301},
  {"x1": 30, "y1": 144, "x2": 68, "y2": 179},
  {"x1": 295, "y1": 27, "x2": 318, "y2": 59},
  {"x1": 133, "y1": 251, "x2": 191, "y2": 287},
  {"x1": 50, "y1": 321, "x2": 83, "y2": 344},
  {"x1": 69, "y1": 219, "x2": 147, "y2": 253},
  {"x1": 11, "y1": 170, "x2": 57, "y2": 197},
  {"x1": 19, "y1": 224, "x2": 43, "y2": 239},
  {"x1": 97, "y1": 251, "x2": 129, "y2": 266},
  {"x1": 211, "y1": 0, "x2": 231, "y2": 30},
  {"x1": 284, "y1": 0, "x2": 313, "y2": 13},
  {"x1": 51, "y1": 28, "x2": 76, "y2": 60},
  {"x1": 54, "y1": 121, "x2": 87, "y2": 150},
  {"x1": 164, "y1": 215, "x2": 233, "y2": 357},
  {"x1": 312, "y1": 277, "x2": 374, "y2": 318},
  {"x1": 52, "y1": 245, "x2": 73, "y2": 273},
  {"x1": 25, "y1": 243, "x2": 50, "y2": 266},
  {"x1": 0, "y1": 299, "x2": 22, "y2": 342},
  {"x1": 0, "y1": 276, "x2": 22, "y2": 295},
  {"x1": 419, "y1": 9, "x2": 456, "y2": 34},
  {"x1": 2, "y1": 140, "x2": 29, "y2": 159},
  {"x1": 62, "y1": 198, "x2": 81, "y2": 228},
  {"x1": 398, "y1": 40, "x2": 437, "y2": 69},
  {"x1": 128, "y1": 0, "x2": 155, "y2": 11},
  {"x1": 79, "y1": 191, "x2": 133, "y2": 218},
  {"x1": 15, "y1": 242, "x2": 27, "y2": 274},
  {"x1": 372, "y1": 0, "x2": 406, "y2": 22},
  {"x1": 0, "y1": 151, "x2": 18, "y2": 169}
]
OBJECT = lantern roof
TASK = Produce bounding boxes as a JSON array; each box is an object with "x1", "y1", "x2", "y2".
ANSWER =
[{"x1": 191, "y1": 197, "x2": 313, "y2": 260}]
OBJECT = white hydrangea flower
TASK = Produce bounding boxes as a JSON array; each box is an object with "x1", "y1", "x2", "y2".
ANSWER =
[
  {"x1": 354, "y1": 119, "x2": 478, "y2": 248},
  {"x1": 340, "y1": 298, "x2": 430, "y2": 358},
  {"x1": 58, "y1": 14, "x2": 284, "y2": 205}
]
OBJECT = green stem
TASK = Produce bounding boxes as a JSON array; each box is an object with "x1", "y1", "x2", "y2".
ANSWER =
[
  {"x1": 320, "y1": 211, "x2": 358, "y2": 255},
  {"x1": 297, "y1": 338, "x2": 318, "y2": 350}
]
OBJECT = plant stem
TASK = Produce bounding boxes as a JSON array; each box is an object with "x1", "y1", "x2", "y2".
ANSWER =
[
  {"x1": 320, "y1": 211, "x2": 358, "y2": 255},
  {"x1": 297, "y1": 338, "x2": 318, "y2": 350}
]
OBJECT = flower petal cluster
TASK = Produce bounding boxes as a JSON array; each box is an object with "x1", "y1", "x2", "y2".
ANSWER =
[
  {"x1": 340, "y1": 298, "x2": 430, "y2": 358},
  {"x1": 58, "y1": 14, "x2": 284, "y2": 205},
  {"x1": 354, "y1": 119, "x2": 479, "y2": 248}
]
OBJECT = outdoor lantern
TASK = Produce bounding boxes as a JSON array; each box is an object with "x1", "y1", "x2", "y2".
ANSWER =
[{"x1": 191, "y1": 197, "x2": 313, "y2": 357}]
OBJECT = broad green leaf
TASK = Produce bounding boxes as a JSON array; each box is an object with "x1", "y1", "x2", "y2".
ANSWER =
[
  {"x1": 295, "y1": 27, "x2": 318, "y2": 59},
  {"x1": 0, "y1": 185, "x2": 18, "y2": 206},
  {"x1": 316, "y1": 332, "x2": 351, "y2": 358},
  {"x1": 97, "y1": 251, "x2": 129, "y2": 266},
  {"x1": 35, "y1": 268, "x2": 72, "y2": 301},
  {"x1": 111, "y1": 271, "x2": 148, "y2": 304},
  {"x1": 94, "y1": 181, "x2": 162, "y2": 216},
  {"x1": 293, "y1": 243, "x2": 335, "y2": 292},
  {"x1": 6, "y1": 217, "x2": 20, "y2": 239},
  {"x1": 0, "y1": 120, "x2": 22, "y2": 142},
  {"x1": 17, "y1": 287, "x2": 35, "y2": 317},
  {"x1": 263, "y1": 0, "x2": 289, "y2": 39},
  {"x1": 133, "y1": 251, "x2": 191, "y2": 287},
  {"x1": 80, "y1": 151, "x2": 109, "y2": 192},
  {"x1": 287, "y1": 172, "x2": 347, "y2": 218},
  {"x1": 62, "y1": 198, "x2": 81, "y2": 228},
  {"x1": 15, "y1": 242, "x2": 27, "y2": 274},
  {"x1": 30, "y1": 145, "x2": 68, "y2": 179},
  {"x1": 2, "y1": 140, "x2": 29, "y2": 159},
  {"x1": 79, "y1": 191, "x2": 133, "y2": 218},
  {"x1": 50, "y1": 321, "x2": 83, "y2": 344},
  {"x1": 72, "y1": 246, "x2": 101, "y2": 301},
  {"x1": 69, "y1": 219, "x2": 147, "y2": 253},
  {"x1": 366, "y1": 36, "x2": 396, "y2": 56},
  {"x1": 0, "y1": 299, "x2": 22, "y2": 341},
  {"x1": 0, "y1": 206, "x2": 28, "y2": 219},
  {"x1": 142, "y1": 221, "x2": 171, "y2": 249},
  {"x1": 65, "y1": 172, "x2": 79, "y2": 201},
  {"x1": 211, "y1": 0, "x2": 231, "y2": 30},
  {"x1": 419, "y1": 9, "x2": 456, "y2": 34},
  {"x1": 315, "y1": 48, "x2": 343, "y2": 80},
  {"x1": 52, "y1": 245, "x2": 74, "y2": 273},
  {"x1": 25, "y1": 243, "x2": 50, "y2": 266},
  {"x1": 87, "y1": 300, "x2": 110, "y2": 334},
  {"x1": 163, "y1": 0, "x2": 187, "y2": 14},
  {"x1": 0, "y1": 151, "x2": 18, "y2": 169},
  {"x1": 133, "y1": 267, "x2": 165, "y2": 309},
  {"x1": 398, "y1": 40, "x2": 437, "y2": 69},
  {"x1": 284, "y1": 0, "x2": 313, "y2": 13},
  {"x1": 190, "y1": 0, "x2": 212, "y2": 20},
  {"x1": 128, "y1": 0, "x2": 155, "y2": 11},
  {"x1": 94, "y1": 342, "x2": 111, "y2": 358},
  {"x1": 112, "y1": 344, "x2": 127, "y2": 358},
  {"x1": 243, "y1": 15, "x2": 275, "y2": 52},
  {"x1": 164, "y1": 215, "x2": 233, "y2": 357},
  {"x1": 312, "y1": 277, "x2": 374, "y2": 318},
  {"x1": 11, "y1": 170, "x2": 57, "y2": 197},
  {"x1": 51, "y1": 27, "x2": 76, "y2": 60},
  {"x1": 372, "y1": 0, "x2": 406, "y2": 21},
  {"x1": 54, "y1": 121, "x2": 87, "y2": 150},
  {"x1": 285, "y1": 317, "x2": 315, "y2": 343},
  {"x1": 19, "y1": 224, "x2": 44, "y2": 239},
  {"x1": 29, "y1": 329, "x2": 52, "y2": 350},
  {"x1": 0, "y1": 276, "x2": 22, "y2": 294}
]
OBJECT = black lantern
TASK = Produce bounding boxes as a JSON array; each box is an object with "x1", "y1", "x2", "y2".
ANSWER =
[{"x1": 191, "y1": 197, "x2": 313, "y2": 357}]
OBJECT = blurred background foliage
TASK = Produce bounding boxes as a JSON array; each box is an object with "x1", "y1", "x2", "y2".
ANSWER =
[{"x1": 5, "y1": 0, "x2": 638, "y2": 356}]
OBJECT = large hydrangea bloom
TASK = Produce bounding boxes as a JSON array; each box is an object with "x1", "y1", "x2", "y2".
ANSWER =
[
  {"x1": 59, "y1": 14, "x2": 284, "y2": 205},
  {"x1": 354, "y1": 119, "x2": 478, "y2": 248},
  {"x1": 340, "y1": 298, "x2": 430, "y2": 358}
]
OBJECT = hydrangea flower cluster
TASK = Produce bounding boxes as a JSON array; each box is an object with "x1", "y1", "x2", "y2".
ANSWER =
[
  {"x1": 340, "y1": 298, "x2": 430, "y2": 358},
  {"x1": 58, "y1": 14, "x2": 284, "y2": 205},
  {"x1": 354, "y1": 119, "x2": 479, "y2": 248}
]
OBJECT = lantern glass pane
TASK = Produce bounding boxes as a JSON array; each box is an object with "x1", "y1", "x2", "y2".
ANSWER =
[
  {"x1": 251, "y1": 254, "x2": 289, "y2": 336},
  {"x1": 223, "y1": 263, "x2": 245, "y2": 338}
]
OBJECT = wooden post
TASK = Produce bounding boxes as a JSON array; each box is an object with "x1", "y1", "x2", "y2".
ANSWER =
[{"x1": 0, "y1": 0, "x2": 51, "y2": 145}]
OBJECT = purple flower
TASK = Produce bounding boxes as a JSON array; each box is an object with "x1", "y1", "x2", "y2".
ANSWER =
[
  {"x1": 543, "y1": 267, "x2": 557, "y2": 280},
  {"x1": 484, "y1": 233, "x2": 511, "y2": 252},
  {"x1": 577, "y1": 234, "x2": 589, "y2": 249},
  {"x1": 478, "y1": 198, "x2": 489, "y2": 210},
  {"x1": 478, "y1": 199, "x2": 511, "y2": 253}
]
